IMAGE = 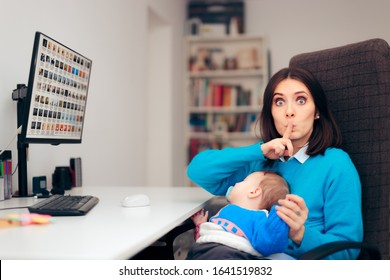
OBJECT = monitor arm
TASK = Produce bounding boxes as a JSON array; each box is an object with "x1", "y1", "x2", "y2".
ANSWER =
[{"x1": 12, "y1": 84, "x2": 30, "y2": 197}]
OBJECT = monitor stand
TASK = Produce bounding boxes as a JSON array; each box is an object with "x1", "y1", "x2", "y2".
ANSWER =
[{"x1": 12, "y1": 84, "x2": 30, "y2": 197}]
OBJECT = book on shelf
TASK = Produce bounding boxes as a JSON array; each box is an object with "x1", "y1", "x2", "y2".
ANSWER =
[
  {"x1": 212, "y1": 84, "x2": 223, "y2": 106},
  {"x1": 233, "y1": 113, "x2": 246, "y2": 132},
  {"x1": 222, "y1": 86, "x2": 231, "y2": 107},
  {"x1": 189, "y1": 112, "x2": 257, "y2": 134},
  {"x1": 189, "y1": 139, "x2": 225, "y2": 162},
  {"x1": 0, "y1": 150, "x2": 12, "y2": 200},
  {"x1": 190, "y1": 78, "x2": 254, "y2": 108}
]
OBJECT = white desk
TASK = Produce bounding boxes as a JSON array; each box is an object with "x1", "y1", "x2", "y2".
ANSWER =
[{"x1": 0, "y1": 186, "x2": 213, "y2": 259}]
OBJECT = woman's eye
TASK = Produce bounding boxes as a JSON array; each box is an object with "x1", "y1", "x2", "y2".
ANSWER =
[
  {"x1": 297, "y1": 97, "x2": 306, "y2": 105},
  {"x1": 274, "y1": 99, "x2": 285, "y2": 106}
]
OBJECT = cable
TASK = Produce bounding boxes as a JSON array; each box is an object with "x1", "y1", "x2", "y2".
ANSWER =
[
  {"x1": 0, "y1": 126, "x2": 22, "y2": 156},
  {"x1": 0, "y1": 206, "x2": 28, "y2": 211},
  {"x1": 12, "y1": 162, "x2": 19, "y2": 176}
]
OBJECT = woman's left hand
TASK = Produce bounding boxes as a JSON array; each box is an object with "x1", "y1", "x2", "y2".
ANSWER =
[{"x1": 276, "y1": 194, "x2": 309, "y2": 245}]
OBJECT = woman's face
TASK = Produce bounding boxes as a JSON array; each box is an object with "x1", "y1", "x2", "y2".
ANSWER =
[{"x1": 271, "y1": 78, "x2": 318, "y2": 149}]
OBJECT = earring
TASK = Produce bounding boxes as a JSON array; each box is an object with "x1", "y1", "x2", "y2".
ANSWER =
[{"x1": 315, "y1": 115, "x2": 320, "y2": 120}]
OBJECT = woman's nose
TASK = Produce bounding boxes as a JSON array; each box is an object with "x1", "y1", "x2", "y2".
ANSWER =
[
  {"x1": 286, "y1": 112, "x2": 295, "y2": 117},
  {"x1": 285, "y1": 104, "x2": 295, "y2": 117}
]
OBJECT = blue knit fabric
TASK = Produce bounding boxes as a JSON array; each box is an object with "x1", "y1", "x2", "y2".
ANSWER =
[
  {"x1": 187, "y1": 142, "x2": 363, "y2": 259},
  {"x1": 209, "y1": 204, "x2": 289, "y2": 257}
]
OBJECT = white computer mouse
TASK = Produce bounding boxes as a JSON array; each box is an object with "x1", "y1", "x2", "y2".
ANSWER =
[{"x1": 121, "y1": 194, "x2": 150, "y2": 207}]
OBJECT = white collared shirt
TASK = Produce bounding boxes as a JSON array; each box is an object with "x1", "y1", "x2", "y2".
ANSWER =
[{"x1": 279, "y1": 143, "x2": 310, "y2": 164}]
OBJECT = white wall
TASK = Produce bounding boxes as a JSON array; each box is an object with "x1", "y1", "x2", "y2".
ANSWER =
[
  {"x1": 146, "y1": 9, "x2": 172, "y2": 186},
  {"x1": 146, "y1": 1, "x2": 186, "y2": 187},
  {"x1": 0, "y1": 0, "x2": 185, "y2": 194},
  {"x1": 245, "y1": 0, "x2": 390, "y2": 73}
]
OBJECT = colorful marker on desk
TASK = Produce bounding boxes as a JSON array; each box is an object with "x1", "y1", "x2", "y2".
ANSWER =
[{"x1": 0, "y1": 213, "x2": 54, "y2": 228}]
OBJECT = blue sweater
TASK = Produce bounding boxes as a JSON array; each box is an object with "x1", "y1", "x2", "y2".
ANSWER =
[
  {"x1": 187, "y1": 142, "x2": 363, "y2": 260},
  {"x1": 210, "y1": 204, "x2": 289, "y2": 257}
]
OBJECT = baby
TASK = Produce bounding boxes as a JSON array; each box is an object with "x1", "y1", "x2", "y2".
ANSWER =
[{"x1": 187, "y1": 171, "x2": 290, "y2": 259}]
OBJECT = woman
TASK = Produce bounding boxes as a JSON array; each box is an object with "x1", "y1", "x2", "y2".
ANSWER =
[{"x1": 187, "y1": 66, "x2": 363, "y2": 260}]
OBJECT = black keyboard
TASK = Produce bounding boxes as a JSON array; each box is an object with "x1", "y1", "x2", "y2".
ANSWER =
[{"x1": 28, "y1": 194, "x2": 99, "y2": 216}]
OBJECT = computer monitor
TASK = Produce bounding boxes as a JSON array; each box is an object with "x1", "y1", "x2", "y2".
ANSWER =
[
  {"x1": 13, "y1": 32, "x2": 92, "y2": 196},
  {"x1": 23, "y1": 32, "x2": 92, "y2": 144}
]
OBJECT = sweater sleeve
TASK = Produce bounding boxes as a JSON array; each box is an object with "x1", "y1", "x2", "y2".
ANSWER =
[
  {"x1": 251, "y1": 206, "x2": 289, "y2": 257},
  {"x1": 187, "y1": 142, "x2": 266, "y2": 195}
]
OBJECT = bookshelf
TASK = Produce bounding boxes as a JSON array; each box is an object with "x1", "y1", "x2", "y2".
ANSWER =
[{"x1": 185, "y1": 35, "x2": 269, "y2": 169}]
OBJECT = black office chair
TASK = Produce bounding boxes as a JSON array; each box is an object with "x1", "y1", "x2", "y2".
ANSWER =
[{"x1": 289, "y1": 38, "x2": 390, "y2": 260}]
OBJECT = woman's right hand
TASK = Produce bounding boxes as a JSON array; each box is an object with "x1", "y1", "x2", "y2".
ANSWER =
[
  {"x1": 260, "y1": 122, "x2": 294, "y2": 159},
  {"x1": 276, "y1": 194, "x2": 309, "y2": 245}
]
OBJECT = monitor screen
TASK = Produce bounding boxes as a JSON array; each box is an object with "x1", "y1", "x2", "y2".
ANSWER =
[{"x1": 21, "y1": 32, "x2": 92, "y2": 144}]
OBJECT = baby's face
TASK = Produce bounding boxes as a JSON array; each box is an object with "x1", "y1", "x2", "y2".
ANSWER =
[{"x1": 228, "y1": 171, "x2": 265, "y2": 203}]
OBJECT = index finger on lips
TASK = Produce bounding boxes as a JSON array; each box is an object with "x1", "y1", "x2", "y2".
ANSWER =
[{"x1": 283, "y1": 121, "x2": 293, "y2": 139}]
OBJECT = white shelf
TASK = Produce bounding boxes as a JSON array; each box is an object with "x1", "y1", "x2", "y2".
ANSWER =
[
  {"x1": 189, "y1": 131, "x2": 258, "y2": 140},
  {"x1": 188, "y1": 106, "x2": 260, "y2": 113},
  {"x1": 186, "y1": 34, "x2": 265, "y2": 43},
  {"x1": 188, "y1": 69, "x2": 263, "y2": 78}
]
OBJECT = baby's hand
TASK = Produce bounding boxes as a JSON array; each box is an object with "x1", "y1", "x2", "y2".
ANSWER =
[{"x1": 191, "y1": 208, "x2": 209, "y2": 226}]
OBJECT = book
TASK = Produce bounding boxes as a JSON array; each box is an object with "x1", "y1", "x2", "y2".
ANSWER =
[
  {"x1": 212, "y1": 84, "x2": 223, "y2": 106},
  {"x1": 0, "y1": 163, "x2": 4, "y2": 201},
  {"x1": 222, "y1": 86, "x2": 231, "y2": 107},
  {"x1": 0, "y1": 150, "x2": 12, "y2": 200}
]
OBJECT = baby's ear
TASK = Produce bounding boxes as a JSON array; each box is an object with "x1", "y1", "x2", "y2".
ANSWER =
[{"x1": 248, "y1": 187, "x2": 262, "y2": 198}]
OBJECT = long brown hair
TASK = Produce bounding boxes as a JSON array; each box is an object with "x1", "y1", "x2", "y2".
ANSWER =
[{"x1": 260, "y1": 66, "x2": 342, "y2": 156}]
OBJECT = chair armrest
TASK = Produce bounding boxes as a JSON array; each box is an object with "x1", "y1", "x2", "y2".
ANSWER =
[{"x1": 298, "y1": 241, "x2": 381, "y2": 260}]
